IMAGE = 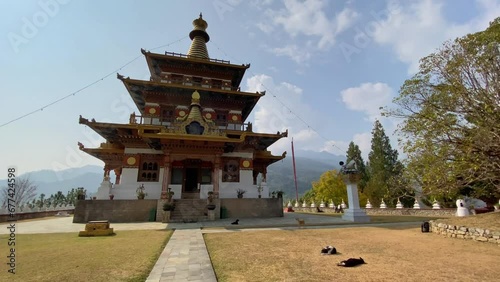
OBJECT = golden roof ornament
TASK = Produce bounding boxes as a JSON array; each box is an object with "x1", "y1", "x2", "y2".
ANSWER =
[
  {"x1": 191, "y1": 90, "x2": 201, "y2": 104},
  {"x1": 187, "y1": 13, "x2": 210, "y2": 59},
  {"x1": 192, "y1": 13, "x2": 208, "y2": 32}
]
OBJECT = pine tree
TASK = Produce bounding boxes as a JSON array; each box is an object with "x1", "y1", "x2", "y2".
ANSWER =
[
  {"x1": 365, "y1": 120, "x2": 404, "y2": 207},
  {"x1": 345, "y1": 141, "x2": 368, "y2": 192}
]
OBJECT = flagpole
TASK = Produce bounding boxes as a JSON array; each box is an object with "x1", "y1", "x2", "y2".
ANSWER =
[{"x1": 291, "y1": 138, "x2": 299, "y2": 202}]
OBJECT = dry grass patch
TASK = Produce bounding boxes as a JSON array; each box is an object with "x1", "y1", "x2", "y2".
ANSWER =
[
  {"x1": 433, "y1": 211, "x2": 500, "y2": 230},
  {"x1": 0, "y1": 229, "x2": 172, "y2": 282},
  {"x1": 205, "y1": 226, "x2": 500, "y2": 282}
]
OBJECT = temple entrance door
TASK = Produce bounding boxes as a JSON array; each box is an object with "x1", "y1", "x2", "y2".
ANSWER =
[{"x1": 184, "y1": 168, "x2": 199, "y2": 193}]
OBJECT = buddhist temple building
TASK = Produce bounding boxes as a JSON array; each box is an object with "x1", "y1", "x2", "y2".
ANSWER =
[{"x1": 77, "y1": 14, "x2": 287, "y2": 204}]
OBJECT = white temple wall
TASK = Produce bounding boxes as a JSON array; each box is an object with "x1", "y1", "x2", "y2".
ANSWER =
[
  {"x1": 113, "y1": 167, "x2": 164, "y2": 199},
  {"x1": 218, "y1": 170, "x2": 259, "y2": 198}
]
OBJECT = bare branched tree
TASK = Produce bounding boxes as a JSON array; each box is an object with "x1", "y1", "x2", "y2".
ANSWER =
[{"x1": 1, "y1": 176, "x2": 37, "y2": 209}]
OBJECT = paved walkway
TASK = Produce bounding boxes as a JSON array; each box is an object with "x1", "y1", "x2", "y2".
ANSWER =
[
  {"x1": 0, "y1": 213, "x2": 421, "y2": 282},
  {"x1": 146, "y1": 229, "x2": 217, "y2": 282}
]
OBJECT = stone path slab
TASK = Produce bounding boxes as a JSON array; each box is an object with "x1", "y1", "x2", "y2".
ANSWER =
[{"x1": 146, "y1": 229, "x2": 217, "y2": 282}]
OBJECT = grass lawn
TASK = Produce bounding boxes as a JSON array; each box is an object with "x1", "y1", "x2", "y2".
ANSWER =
[
  {"x1": 0, "y1": 229, "x2": 172, "y2": 282},
  {"x1": 205, "y1": 225, "x2": 500, "y2": 282}
]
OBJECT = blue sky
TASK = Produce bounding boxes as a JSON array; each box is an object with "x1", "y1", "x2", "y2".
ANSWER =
[{"x1": 1, "y1": 0, "x2": 499, "y2": 175}]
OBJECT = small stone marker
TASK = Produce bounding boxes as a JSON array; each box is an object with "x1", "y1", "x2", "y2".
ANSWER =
[
  {"x1": 79, "y1": 220, "x2": 114, "y2": 237},
  {"x1": 55, "y1": 211, "x2": 70, "y2": 217}
]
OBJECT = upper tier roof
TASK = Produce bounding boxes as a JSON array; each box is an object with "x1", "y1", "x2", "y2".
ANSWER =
[{"x1": 142, "y1": 49, "x2": 250, "y2": 89}]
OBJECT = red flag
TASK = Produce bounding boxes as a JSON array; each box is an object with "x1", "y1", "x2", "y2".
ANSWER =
[{"x1": 291, "y1": 138, "x2": 299, "y2": 202}]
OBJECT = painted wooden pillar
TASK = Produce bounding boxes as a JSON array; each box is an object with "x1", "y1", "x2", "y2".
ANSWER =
[
  {"x1": 114, "y1": 167, "x2": 122, "y2": 185},
  {"x1": 161, "y1": 154, "x2": 171, "y2": 199},
  {"x1": 213, "y1": 154, "x2": 221, "y2": 194}
]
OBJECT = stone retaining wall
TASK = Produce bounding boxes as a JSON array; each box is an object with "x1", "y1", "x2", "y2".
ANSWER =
[
  {"x1": 428, "y1": 220, "x2": 500, "y2": 245},
  {"x1": 0, "y1": 209, "x2": 74, "y2": 223},
  {"x1": 73, "y1": 200, "x2": 158, "y2": 223},
  {"x1": 292, "y1": 207, "x2": 455, "y2": 216},
  {"x1": 221, "y1": 198, "x2": 283, "y2": 218}
]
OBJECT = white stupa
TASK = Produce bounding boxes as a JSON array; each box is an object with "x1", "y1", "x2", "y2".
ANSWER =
[
  {"x1": 341, "y1": 199, "x2": 347, "y2": 209},
  {"x1": 396, "y1": 198, "x2": 403, "y2": 209},
  {"x1": 294, "y1": 201, "x2": 299, "y2": 208},
  {"x1": 432, "y1": 199, "x2": 441, "y2": 209},
  {"x1": 380, "y1": 199, "x2": 387, "y2": 209},
  {"x1": 287, "y1": 201, "x2": 292, "y2": 208},
  {"x1": 365, "y1": 200, "x2": 372, "y2": 209},
  {"x1": 329, "y1": 200, "x2": 335, "y2": 208},
  {"x1": 320, "y1": 200, "x2": 325, "y2": 208},
  {"x1": 413, "y1": 199, "x2": 421, "y2": 209},
  {"x1": 310, "y1": 202, "x2": 316, "y2": 208},
  {"x1": 302, "y1": 201, "x2": 307, "y2": 208},
  {"x1": 456, "y1": 199, "x2": 469, "y2": 217}
]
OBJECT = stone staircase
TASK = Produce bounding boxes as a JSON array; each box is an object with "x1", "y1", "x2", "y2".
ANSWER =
[{"x1": 171, "y1": 199, "x2": 209, "y2": 223}]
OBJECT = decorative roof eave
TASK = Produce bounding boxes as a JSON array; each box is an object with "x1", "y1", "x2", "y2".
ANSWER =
[
  {"x1": 76, "y1": 143, "x2": 124, "y2": 165},
  {"x1": 230, "y1": 129, "x2": 288, "y2": 149},
  {"x1": 121, "y1": 76, "x2": 261, "y2": 97},
  {"x1": 137, "y1": 128, "x2": 247, "y2": 143},
  {"x1": 79, "y1": 115, "x2": 138, "y2": 142},
  {"x1": 254, "y1": 150, "x2": 287, "y2": 166}
]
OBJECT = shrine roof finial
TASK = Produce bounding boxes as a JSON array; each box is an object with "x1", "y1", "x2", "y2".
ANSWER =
[{"x1": 187, "y1": 13, "x2": 210, "y2": 59}]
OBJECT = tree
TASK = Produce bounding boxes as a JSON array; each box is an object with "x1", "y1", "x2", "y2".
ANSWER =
[
  {"x1": 66, "y1": 188, "x2": 79, "y2": 206},
  {"x1": 345, "y1": 141, "x2": 368, "y2": 192},
  {"x1": 310, "y1": 170, "x2": 347, "y2": 205},
  {"x1": 303, "y1": 169, "x2": 369, "y2": 207},
  {"x1": 1, "y1": 176, "x2": 37, "y2": 209},
  {"x1": 364, "y1": 120, "x2": 406, "y2": 207},
  {"x1": 384, "y1": 18, "x2": 500, "y2": 202}
]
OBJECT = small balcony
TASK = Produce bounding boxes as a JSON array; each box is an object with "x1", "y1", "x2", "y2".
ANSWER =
[{"x1": 130, "y1": 114, "x2": 254, "y2": 132}]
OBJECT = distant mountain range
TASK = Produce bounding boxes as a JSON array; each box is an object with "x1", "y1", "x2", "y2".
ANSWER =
[{"x1": 0, "y1": 150, "x2": 344, "y2": 198}]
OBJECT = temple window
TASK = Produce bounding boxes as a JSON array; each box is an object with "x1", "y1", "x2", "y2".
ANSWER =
[
  {"x1": 161, "y1": 108, "x2": 174, "y2": 122},
  {"x1": 138, "y1": 161, "x2": 159, "y2": 182},
  {"x1": 212, "y1": 79, "x2": 222, "y2": 89},
  {"x1": 222, "y1": 159, "x2": 239, "y2": 182},
  {"x1": 171, "y1": 74, "x2": 183, "y2": 84},
  {"x1": 171, "y1": 168, "x2": 183, "y2": 184},
  {"x1": 216, "y1": 112, "x2": 227, "y2": 127},
  {"x1": 192, "y1": 76, "x2": 202, "y2": 87}
]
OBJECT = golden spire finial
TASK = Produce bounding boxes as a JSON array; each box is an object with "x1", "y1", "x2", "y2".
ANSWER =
[
  {"x1": 192, "y1": 90, "x2": 201, "y2": 103},
  {"x1": 187, "y1": 14, "x2": 210, "y2": 59}
]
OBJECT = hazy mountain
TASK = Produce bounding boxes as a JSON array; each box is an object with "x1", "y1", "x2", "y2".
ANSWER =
[
  {"x1": 0, "y1": 150, "x2": 343, "y2": 198},
  {"x1": 266, "y1": 150, "x2": 345, "y2": 199},
  {"x1": 0, "y1": 165, "x2": 103, "y2": 197}
]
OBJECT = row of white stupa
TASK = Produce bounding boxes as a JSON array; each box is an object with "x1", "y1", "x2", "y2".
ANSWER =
[{"x1": 288, "y1": 199, "x2": 442, "y2": 209}]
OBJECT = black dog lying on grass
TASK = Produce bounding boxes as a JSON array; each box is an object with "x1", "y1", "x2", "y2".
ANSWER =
[
  {"x1": 337, "y1": 257, "x2": 365, "y2": 267},
  {"x1": 320, "y1": 245, "x2": 337, "y2": 255}
]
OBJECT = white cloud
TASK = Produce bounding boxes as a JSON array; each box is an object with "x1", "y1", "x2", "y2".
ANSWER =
[
  {"x1": 321, "y1": 132, "x2": 371, "y2": 159},
  {"x1": 245, "y1": 74, "x2": 341, "y2": 155},
  {"x1": 340, "y1": 82, "x2": 393, "y2": 121},
  {"x1": 256, "y1": 0, "x2": 359, "y2": 63},
  {"x1": 271, "y1": 44, "x2": 312, "y2": 63},
  {"x1": 372, "y1": 0, "x2": 500, "y2": 74}
]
